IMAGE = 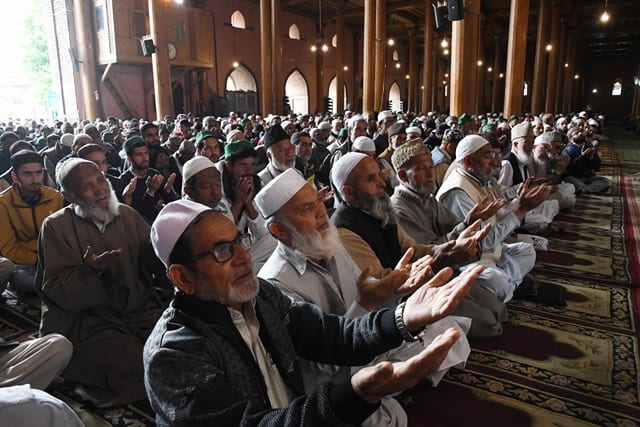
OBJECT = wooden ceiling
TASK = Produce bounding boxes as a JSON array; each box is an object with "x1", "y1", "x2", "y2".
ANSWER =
[{"x1": 277, "y1": 0, "x2": 640, "y2": 60}]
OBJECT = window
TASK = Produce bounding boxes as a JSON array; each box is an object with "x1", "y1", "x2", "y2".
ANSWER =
[
  {"x1": 523, "y1": 81, "x2": 528, "y2": 96},
  {"x1": 612, "y1": 81, "x2": 622, "y2": 96},
  {"x1": 175, "y1": 21, "x2": 186, "y2": 43},
  {"x1": 95, "y1": 5, "x2": 106, "y2": 32},
  {"x1": 392, "y1": 50, "x2": 399, "y2": 61},
  {"x1": 131, "y1": 11, "x2": 147, "y2": 37},
  {"x1": 231, "y1": 11, "x2": 246, "y2": 29},
  {"x1": 288, "y1": 24, "x2": 300, "y2": 40}
]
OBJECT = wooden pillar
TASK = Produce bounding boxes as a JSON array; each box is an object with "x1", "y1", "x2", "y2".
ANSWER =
[
  {"x1": 73, "y1": 0, "x2": 102, "y2": 120},
  {"x1": 504, "y1": 0, "x2": 530, "y2": 117},
  {"x1": 432, "y1": 49, "x2": 439, "y2": 110},
  {"x1": 336, "y1": 2, "x2": 345, "y2": 113},
  {"x1": 408, "y1": 32, "x2": 417, "y2": 112},
  {"x1": 149, "y1": 0, "x2": 173, "y2": 120},
  {"x1": 491, "y1": 37, "x2": 503, "y2": 112},
  {"x1": 260, "y1": 0, "x2": 273, "y2": 115},
  {"x1": 315, "y1": 49, "x2": 325, "y2": 113},
  {"x1": 553, "y1": 16, "x2": 567, "y2": 113},
  {"x1": 450, "y1": 0, "x2": 480, "y2": 115},
  {"x1": 271, "y1": 0, "x2": 282, "y2": 114},
  {"x1": 475, "y1": 15, "x2": 485, "y2": 113},
  {"x1": 544, "y1": 2, "x2": 561, "y2": 113},
  {"x1": 562, "y1": 33, "x2": 575, "y2": 113},
  {"x1": 374, "y1": 0, "x2": 387, "y2": 110},
  {"x1": 422, "y1": 1, "x2": 434, "y2": 112},
  {"x1": 530, "y1": 0, "x2": 550, "y2": 114},
  {"x1": 362, "y1": 0, "x2": 375, "y2": 112}
]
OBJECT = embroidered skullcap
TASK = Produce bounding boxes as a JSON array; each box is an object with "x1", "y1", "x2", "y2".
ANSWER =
[
  {"x1": 406, "y1": 126, "x2": 422, "y2": 136},
  {"x1": 318, "y1": 121, "x2": 332, "y2": 130},
  {"x1": 10, "y1": 149, "x2": 43, "y2": 170},
  {"x1": 392, "y1": 141, "x2": 429, "y2": 171},
  {"x1": 182, "y1": 156, "x2": 216, "y2": 191},
  {"x1": 378, "y1": 110, "x2": 394, "y2": 123},
  {"x1": 77, "y1": 143, "x2": 104, "y2": 159},
  {"x1": 122, "y1": 136, "x2": 147, "y2": 156},
  {"x1": 254, "y1": 168, "x2": 307, "y2": 219},
  {"x1": 224, "y1": 140, "x2": 255, "y2": 158},
  {"x1": 56, "y1": 158, "x2": 96, "y2": 191},
  {"x1": 331, "y1": 152, "x2": 368, "y2": 194},
  {"x1": 534, "y1": 133, "x2": 553, "y2": 147},
  {"x1": 195, "y1": 131, "x2": 217, "y2": 146},
  {"x1": 151, "y1": 199, "x2": 212, "y2": 268},
  {"x1": 511, "y1": 121, "x2": 534, "y2": 140},
  {"x1": 60, "y1": 133, "x2": 74, "y2": 147},
  {"x1": 388, "y1": 122, "x2": 406, "y2": 137},
  {"x1": 226, "y1": 129, "x2": 244, "y2": 142},
  {"x1": 352, "y1": 136, "x2": 375, "y2": 153},
  {"x1": 455, "y1": 135, "x2": 490, "y2": 160}
]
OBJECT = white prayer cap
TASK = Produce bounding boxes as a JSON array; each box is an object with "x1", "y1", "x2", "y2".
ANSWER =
[
  {"x1": 226, "y1": 129, "x2": 244, "y2": 142},
  {"x1": 331, "y1": 152, "x2": 368, "y2": 194},
  {"x1": 352, "y1": 136, "x2": 375, "y2": 153},
  {"x1": 182, "y1": 156, "x2": 217, "y2": 191},
  {"x1": 534, "y1": 133, "x2": 553, "y2": 146},
  {"x1": 378, "y1": 110, "x2": 394, "y2": 123},
  {"x1": 56, "y1": 158, "x2": 96, "y2": 191},
  {"x1": 406, "y1": 126, "x2": 422, "y2": 136},
  {"x1": 318, "y1": 121, "x2": 332, "y2": 130},
  {"x1": 151, "y1": 199, "x2": 212, "y2": 268},
  {"x1": 588, "y1": 118, "x2": 599, "y2": 127},
  {"x1": 455, "y1": 135, "x2": 490, "y2": 160},
  {"x1": 254, "y1": 168, "x2": 308, "y2": 218},
  {"x1": 60, "y1": 133, "x2": 74, "y2": 147},
  {"x1": 578, "y1": 111, "x2": 588, "y2": 119},
  {"x1": 281, "y1": 120, "x2": 293, "y2": 130}
]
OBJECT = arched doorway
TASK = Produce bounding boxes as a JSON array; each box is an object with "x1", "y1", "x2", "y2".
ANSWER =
[
  {"x1": 285, "y1": 70, "x2": 309, "y2": 115},
  {"x1": 328, "y1": 76, "x2": 347, "y2": 114},
  {"x1": 388, "y1": 82, "x2": 402, "y2": 112},
  {"x1": 225, "y1": 64, "x2": 258, "y2": 114}
]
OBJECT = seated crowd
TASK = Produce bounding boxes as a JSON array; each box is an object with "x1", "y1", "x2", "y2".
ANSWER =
[{"x1": 0, "y1": 109, "x2": 610, "y2": 425}]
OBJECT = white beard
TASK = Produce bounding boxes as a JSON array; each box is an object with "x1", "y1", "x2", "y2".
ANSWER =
[
  {"x1": 515, "y1": 150, "x2": 532, "y2": 167},
  {"x1": 288, "y1": 222, "x2": 341, "y2": 262},
  {"x1": 74, "y1": 185, "x2": 120, "y2": 225}
]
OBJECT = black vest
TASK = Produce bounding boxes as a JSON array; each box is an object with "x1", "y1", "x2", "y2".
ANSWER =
[
  {"x1": 331, "y1": 203, "x2": 402, "y2": 269},
  {"x1": 504, "y1": 152, "x2": 527, "y2": 185}
]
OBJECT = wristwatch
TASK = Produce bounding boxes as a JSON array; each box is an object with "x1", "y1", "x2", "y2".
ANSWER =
[{"x1": 394, "y1": 302, "x2": 424, "y2": 342}]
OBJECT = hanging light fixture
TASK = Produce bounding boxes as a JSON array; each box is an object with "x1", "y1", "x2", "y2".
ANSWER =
[
  {"x1": 311, "y1": 0, "x2": 329, "y2": 53},
  {"x1": 600, "y1": 0, "x2": 610, "y2": 22}
]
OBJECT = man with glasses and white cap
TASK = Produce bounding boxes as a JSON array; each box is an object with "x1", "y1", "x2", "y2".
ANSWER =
[{"x1": 144, "y1": 198, "x2": 483, "y2": 426}]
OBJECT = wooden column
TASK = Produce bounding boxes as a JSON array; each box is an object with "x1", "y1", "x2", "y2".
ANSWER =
[
  {"x1": 450, "y1": 0, "x2": 480, "y2": 115},
  {"x1": 408, "y1": 32, "x2": 417, "y2": 112},
  {"x1": 73, "y1": 0, "x2": 102, "y2": 119},
  {"x1": 271, "y1": 0, "x2": 282, "y2": 114},
  {"x1": 544, "y1": 2, "x2": 561, "y2": 113},
  {"x1": 475, "y1": 14, "x2": 485, "y2": 113},
  {"x1": 491, "y1": 37, "x2": 503, "y2": 112},
  {"x1": 315, "y1": 49, "x2": 325, "y2": 113},
  {"x1": 336, "y1": 2, "x2": 345, "y2": 113},
  {"x1": 362, "y1": 0, "x2": 375, "y2": 112},
  {"x1": 562, "y1": 33, "x2": 575, "y2": 113},
  {"x1": 530, "y1": 0, "x2": 550, "y2": 114},
  {"x1": 553, "y1": 16, "x2": 567, "y2": 113},
  {"x1": 374, "y1": 0, "x2": 387, "y2": 110},
  {"x1": 149, "y1": 0, "x2": 173, "y2": 120},
  {"x1": 504, "y1": 0, "x2": 530, "y2": 117},
  {"x1": 260, "y1": 0, "x2": 273, "y2": 115},
  {"x1": 422, "y1": 0, "x2": 434, "y2": 112},
  {"x1": 432, "y1": 49, "x2": 439, "y2": 110}
]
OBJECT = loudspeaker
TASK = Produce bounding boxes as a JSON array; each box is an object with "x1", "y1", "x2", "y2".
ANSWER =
[
  {"x1": 140, "y1": 38, "x2": 156, "y2": 56},
  {"x1": 447, "y1": 0, "x2": 464, "y2": 21},
  {"x1": 433, "y1": 4, "x2": 449, "y2": 30}
]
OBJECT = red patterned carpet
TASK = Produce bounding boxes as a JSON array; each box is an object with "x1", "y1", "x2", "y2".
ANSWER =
[{"x1": 405, "y1": 129, "x2": 640, "y2": 426}]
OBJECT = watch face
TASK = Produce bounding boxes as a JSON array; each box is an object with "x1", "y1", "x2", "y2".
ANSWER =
[{"x1": 168, "y1": 42, "x2": 177, "y2": 60}]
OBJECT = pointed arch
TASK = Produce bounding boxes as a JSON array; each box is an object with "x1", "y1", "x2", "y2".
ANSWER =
[
  {"x1": 392, "y1": 50, "x2": 399, "y2": 61},
  {"x1": 231, "y1": 10, "x2": 246, "y2": 29},
  {"x1": 388, "y1": 81, "x2": 401, "y2": 112},
  {"x1": 225, "y1": 64, "x2": 258, "y2": 114},
  {"x1": 289, "y1": 24, "x2": 300, "y2": 40},
  {"x1": 285, "y1": 69, "x2": 309, "y2": 115},
  {"x1": 331, "y1": 34, "x2": 337, "y2": 47},
  {"x1": 328, "y1": 76, "x2": 347, "y2": 114}
]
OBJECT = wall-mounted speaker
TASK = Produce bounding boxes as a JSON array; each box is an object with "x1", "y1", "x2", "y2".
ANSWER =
[
  {"x1": 140, "y1": 38, "x2": 156, "y2": 56},
  {"x1": 433, "y1": 4, "x2": 449, "y2": 30},
  {"x1": 447, "y1": 0, "x2": 464, "y2": 21}
]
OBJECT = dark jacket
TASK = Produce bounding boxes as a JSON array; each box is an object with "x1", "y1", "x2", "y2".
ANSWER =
[{"x1": 143, "y1": 279, "x2": 402, "y2": 426}]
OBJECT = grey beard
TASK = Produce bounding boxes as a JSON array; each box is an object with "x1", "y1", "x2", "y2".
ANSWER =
[
  {"x1": 407, "y1": 176, "x2": 435, "y2": 197},
  {"x1": 271, "y1": 158, "x2": 295, "y2": 172},
  {"x1": 74, "y1": 186, "x2": 120, "y2": 224},
  {"x1": 353, "y1": 191, "x2": 396, "y2": 227},
  {"x1": 287, "y1": 222, "x2": 341, "y2": 262},
  {"x1": 533, "y1": 156, "x2": 549, "y2": 175},
  {"x1": 516, "y1": 150, "x2": 532, "y2": 167}
]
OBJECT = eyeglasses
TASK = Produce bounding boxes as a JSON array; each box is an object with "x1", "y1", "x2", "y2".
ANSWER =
[{"x1": 192, "y1": 233, "x2": 253, "y2": 263}]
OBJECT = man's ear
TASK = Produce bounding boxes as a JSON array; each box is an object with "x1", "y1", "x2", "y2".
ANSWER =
[
  {"x1": 268, "y1": 221, "x2": 291, "y2": 245},
  {"x1": 265, "y1": 150, "x2": 273, "y2": 162},
  {"x1": 10, "y1": 171, "x2": 17, "y2": 184},
  {"x1": 397, "y1": 169, "x2": 408, "y2": 184},
  {"x1": 168, "y1": 264, "x2": 196, "y2": 295},
  {"x1": 341, "y1": 184, "x2": 354, "y2": 203}
]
